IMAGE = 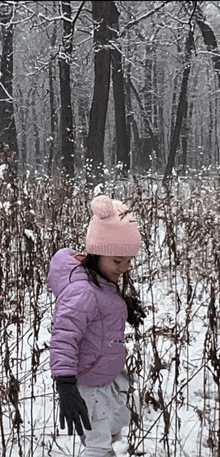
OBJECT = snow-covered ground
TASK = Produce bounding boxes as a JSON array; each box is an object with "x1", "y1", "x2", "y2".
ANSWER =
[
  {"x1": 2, "y1": 266, "x2": 218, "y2": 457},
  {"x1": 1, "y1": 175, "x2": 220, "y2": 456}
]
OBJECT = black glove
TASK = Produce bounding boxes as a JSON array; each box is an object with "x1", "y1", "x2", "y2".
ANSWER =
[
  {"x1": 124, "y1": 295, "x2": 146, "y2": 328},
  {"x1": 55, "y1": 376, "x2": 92, "y2": 436}
]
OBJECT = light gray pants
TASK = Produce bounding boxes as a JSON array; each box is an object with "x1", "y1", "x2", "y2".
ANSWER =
[{"x1": 78, "y1": 372, "x2": 130, "y2": 457}]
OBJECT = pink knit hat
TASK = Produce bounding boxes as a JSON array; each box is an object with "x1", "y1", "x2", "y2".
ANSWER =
[{"x1": 86, "y1": 195, "x2": 141, "y2": 256}]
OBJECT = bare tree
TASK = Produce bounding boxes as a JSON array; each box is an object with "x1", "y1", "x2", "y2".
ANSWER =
[
  {"x1": 48, "y1": 1, "x2": 58, "y2": 177},
  {"x1": 58, "y1": 1, "x2": 85, "y2": 178},
  {"x1": 110, "y1": 7, "x2": 129, "y2": 170},
  {"x1": 195, "y1": 5, "x2": 220, "y2": 88},
  {"x1": 87, "y1": 1, "x2": 129, "y2": 180},
  {"x1": 128, "y1": 77, "x2": 160, "y2": 166},
  {"x1": 58, "y1": 0, "x2": 75, "y2": 177},
  {"x1": 0, "y1": 3, "x2": 18, "y2": 158},
  {"x1": 87, "y1": 1, "x2": 112, "y2": 174},
  {"x1": 163, "y1": 26, "x2": 194, "y2": 183}
]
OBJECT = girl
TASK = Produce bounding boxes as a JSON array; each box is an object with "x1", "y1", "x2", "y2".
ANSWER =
[{"x1": 48, "y1": 195, "x2": 145, "y2": 457}]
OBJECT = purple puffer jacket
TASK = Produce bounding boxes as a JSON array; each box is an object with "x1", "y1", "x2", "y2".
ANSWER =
[{"x1": 48, "y1": 248, "x2": 127, "y2": 387}]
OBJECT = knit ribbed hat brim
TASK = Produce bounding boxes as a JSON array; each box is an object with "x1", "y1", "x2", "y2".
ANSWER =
[{"x1": 86, "y1": 196, "x2": 141, "y2": 257}]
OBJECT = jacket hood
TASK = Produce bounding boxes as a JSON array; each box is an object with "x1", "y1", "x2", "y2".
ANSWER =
[
  {"x1": 47, "y1": 248, "x2": 88, "y2": 297},
  {"x1": 47, "y1": 248, "x2": 117, "y2": 297}
]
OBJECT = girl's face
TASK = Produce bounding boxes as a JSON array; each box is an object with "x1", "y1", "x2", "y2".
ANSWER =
[{"x1": 98, "y1": 255, "x2": 132, "y2": 282}]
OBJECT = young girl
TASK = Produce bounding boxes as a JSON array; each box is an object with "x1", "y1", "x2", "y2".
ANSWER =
[{"x1": 48, "y1": 195, "x2": 145, "y2": 457}]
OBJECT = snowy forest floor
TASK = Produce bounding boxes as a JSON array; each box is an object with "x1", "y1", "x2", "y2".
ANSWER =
[{"x1": 1, "y1": 170, "x2": 220, "y2": 456}]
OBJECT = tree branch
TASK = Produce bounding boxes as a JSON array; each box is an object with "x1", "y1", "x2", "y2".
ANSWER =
[{"x1": 120, "y1": 1, "x2": 168, "y2": 36}]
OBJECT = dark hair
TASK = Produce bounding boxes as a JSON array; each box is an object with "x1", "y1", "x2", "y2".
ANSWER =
[
  {"x1": 80, "y1": 254, "x2": 146, "y2": 328},
  {"x1": 80, "y1": 254, "x2": 106, "y2": 289}
]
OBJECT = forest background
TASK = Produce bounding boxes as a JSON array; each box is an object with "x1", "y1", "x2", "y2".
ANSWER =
[
  {"x1": 1, "y1": 0, "x2": 220, "y2": 182},
  {"x1": 2, "y1": 2, "x2": 220, "y2": 457}
]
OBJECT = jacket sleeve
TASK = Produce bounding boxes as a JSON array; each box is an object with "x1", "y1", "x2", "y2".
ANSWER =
[{"x1": 49, "y1": 285, "x2": 98, "y2": 377}]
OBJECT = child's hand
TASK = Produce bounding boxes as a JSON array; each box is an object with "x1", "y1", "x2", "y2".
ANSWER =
[
  {"x1": 124, "y1": 296, "x2": 146, "y2": 328},
  {"x1": 55, "y1": 377, "x2": 92, "y2": 436}
]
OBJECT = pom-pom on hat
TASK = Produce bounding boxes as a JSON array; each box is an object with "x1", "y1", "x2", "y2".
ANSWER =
[{"x1": 86, "y1": 195, "x2": 141, "y2": 257}]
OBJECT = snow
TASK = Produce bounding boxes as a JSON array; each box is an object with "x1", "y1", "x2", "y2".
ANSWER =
[
  {"x1": 1, "y1": 176, "x2": 220, "y2": 456},
  {"x1": 0, "y1": 163, "x2": 7, "y2": 178},
  {"x1": 0, "y1": 200, "x2": 10, "y2": 213},
  {"x1": 2, "y1": 269, "x2": 217, "y2": 457},
  {"x1": 24, "y1": 228, "x2": 37, "y2": 242},
  {"x1": 94, "y1": 183, "x2": 104, "y2": 196}
]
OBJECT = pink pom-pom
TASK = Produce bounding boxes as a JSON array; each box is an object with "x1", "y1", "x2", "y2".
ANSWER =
[
  {"x1": 91, "y1": 195, "x2": 114, "y2": 219},
  {"x1": 114, "y1": 201, "x2": 128, "y2": 213}
]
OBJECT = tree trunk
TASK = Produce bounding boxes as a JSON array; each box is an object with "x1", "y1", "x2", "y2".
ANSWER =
[
  {"x1": 87, "y1": 1, "x2": 114, "y2": 175},
  {"x1": 30, "y1": 88, "x2": 41, "y2": 172},
  {"x1": 77, "y1": 97, "x2": 88, "y2": 170},
  {"x1": 110, "y1": 4, "x2": 129, "y2": 171},
  {"x1": 180, "y1": 97, "x2": 188, "y2": 173},
  {"x1": 0, "y1": 4, "x2": 18, "y2": 159},
  {"x1": 214, "y1": 86, "x2": 220, "y2": 165},
  {"x1": 16, "y1": 87, "x2": 27, "y2": 174},
  {"x1": 88, "y1": 1, "x2": 128, "y2": 182},
  {"x1": 124, "y1": 6, "x2": 132, "y2": 170},
  {"x1": 87, "y1": 46, "x2": 110, "y2": 170},
  {"x1": 170, "y1": 74, "x2": 179, "y2": 141},
  {"x1": 58, "y1": 0, "x2": 75, "y2": 178},
  {"x1": 157, "y1": 68, "x2": 166, "y2": 169},
  {"x1": 143, "y1": 45, "x2": 154, "y2": 169},
  {"x1": 48, "y1": 1, "x2": 57, "y2": 177},
  {"x1": 128, "y1": 77, "x2": 160, "y2": 167},
  {"x1": 163, "y1": 27, "x2": 194, "y2": 184},
  {"x1": 195, "y1": 6, "x2": 220, "y2": 88},
  {"x1": 48, "y1": 59, "x2": 56, "y2": 176},
  {"x1": 195, "y1": 6, "x2": 220, "y2": 168},
  {"x1": 208, "y1": 78, "x2": 214, "y2": 166},
  {"x1": 111, "y1": 48, "x2": 129, "y2": 170},
  {"x1": 186, "y1": 72, "x2": 197, "y2": 169},
  {"x1": 125, "y1": 77, "x2": 141, "y2": 172}
]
